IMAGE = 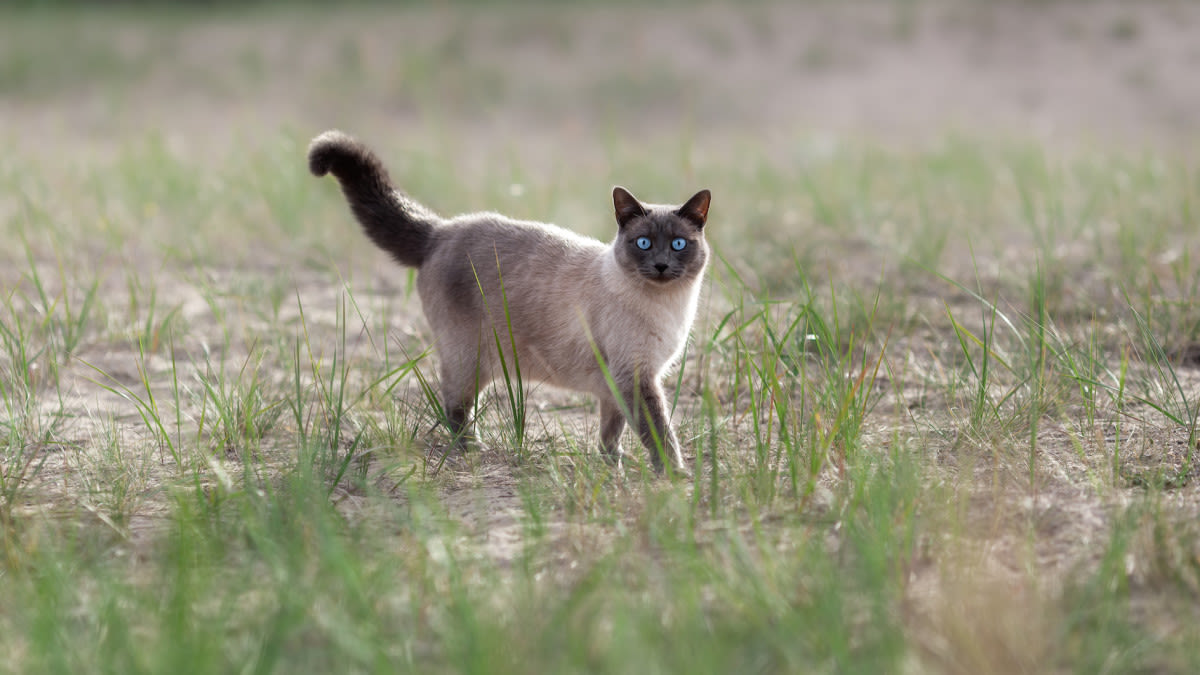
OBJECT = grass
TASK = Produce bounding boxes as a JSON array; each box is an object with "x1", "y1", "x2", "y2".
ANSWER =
[{"x1": 2, "y1": 2, "x2": 1200, "y2": 673}]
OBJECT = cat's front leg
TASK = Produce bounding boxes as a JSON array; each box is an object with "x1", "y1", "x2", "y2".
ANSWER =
[
  {"x1": 622, "y1": 377, "x2": 686, "y2": 474},
  {"x1": 599, "y1": 397, "x2": 627, "y2": 465}
]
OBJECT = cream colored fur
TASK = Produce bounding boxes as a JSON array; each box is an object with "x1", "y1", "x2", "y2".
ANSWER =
[{"x1": 308, "y1": 130, "x2": 711, "y2": 472}]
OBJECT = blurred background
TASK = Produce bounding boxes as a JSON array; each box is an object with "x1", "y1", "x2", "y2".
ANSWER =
[{"x1": 3, "y1": 0, "x2": 1196, "y2": 165}]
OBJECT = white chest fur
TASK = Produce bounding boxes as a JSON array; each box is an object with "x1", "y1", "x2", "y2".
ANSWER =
[{"x1": 589, "y1": 253, "x2": 704, "y2": 377}]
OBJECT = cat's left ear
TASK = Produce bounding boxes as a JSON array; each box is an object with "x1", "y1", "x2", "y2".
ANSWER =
[{"x1": 676, "y1": 189, "x2": 711, "y2": 229}]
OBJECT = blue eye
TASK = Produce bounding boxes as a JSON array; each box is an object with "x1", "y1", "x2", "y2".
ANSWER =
[
  {"x1": 671, "y1": 238, "x2": 687, "y2": 251},
  {"x1": 635, "y1": 237, "x2": 651, "y2": 250}
]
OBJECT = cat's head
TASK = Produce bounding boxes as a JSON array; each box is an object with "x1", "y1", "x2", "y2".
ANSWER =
[{"x1": 611, "y1": 187, "x2": 711, "y2": 285}]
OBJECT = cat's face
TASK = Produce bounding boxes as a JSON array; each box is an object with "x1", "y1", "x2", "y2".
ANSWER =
[{"x1": 612, "y1": 187, "x2": 711, "y2": 285}]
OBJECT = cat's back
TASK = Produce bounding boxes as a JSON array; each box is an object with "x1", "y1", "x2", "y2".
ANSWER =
[
  {"x1": 418, "y1": 212, "x2": 606, "y2": 310},
  {"x1": 433, "y1": 213, "x2": 604, "y2": 274}
]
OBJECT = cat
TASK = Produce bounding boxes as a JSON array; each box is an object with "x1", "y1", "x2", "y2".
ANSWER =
[{"x1": 307, "y1": 130, "x2": 711, "y2": 473}]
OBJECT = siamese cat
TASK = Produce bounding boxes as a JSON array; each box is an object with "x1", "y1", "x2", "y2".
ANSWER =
[{"x1": 308, "y1": 130, "x2": 711, "y2": 472}]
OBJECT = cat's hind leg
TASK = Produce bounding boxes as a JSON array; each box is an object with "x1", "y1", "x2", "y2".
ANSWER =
[
  {"x1": 442, "y1": 397, "x2": 475, "y2": 450},
  {"x1": 437, "y1": 358, "x2": 485, "y2": 452}
]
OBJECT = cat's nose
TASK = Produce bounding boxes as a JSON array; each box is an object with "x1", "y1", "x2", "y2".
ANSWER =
[{"x1": 655, "y1": 263, "x2": 668, "y2": 273}]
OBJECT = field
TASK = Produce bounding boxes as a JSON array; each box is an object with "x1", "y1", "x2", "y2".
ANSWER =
[{"x1": 2, "y1": 1, "x2": 1200, "y2": 672}]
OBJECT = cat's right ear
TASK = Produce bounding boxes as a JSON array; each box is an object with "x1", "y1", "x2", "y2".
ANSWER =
[{"x1": 613, "y1": 186, "x2": 647, "y2": 228}]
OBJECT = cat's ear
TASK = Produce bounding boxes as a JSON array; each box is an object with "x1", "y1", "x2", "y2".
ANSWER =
[
  {"x1": 613, "y1": 186, "x2": 647, "y2": 228},
  {"x1": 676, "y1": 189, "x2": 711, "y2": 229}
]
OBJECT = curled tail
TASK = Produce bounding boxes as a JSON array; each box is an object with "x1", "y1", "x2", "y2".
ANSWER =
[{"x1": 308, "y1": 130, "x2": 438, "y2": 268}]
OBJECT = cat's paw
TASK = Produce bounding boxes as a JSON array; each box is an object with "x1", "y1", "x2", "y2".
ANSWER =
[
  {"x1": 662, "y1": 461, "x2": 692, "y2": 481},
  {"x1": 648, "y1": 452, "x2": 691, "y2": 480},
  {"x1": 426, "y1": 437, "x2": 475, "y2": 473}
]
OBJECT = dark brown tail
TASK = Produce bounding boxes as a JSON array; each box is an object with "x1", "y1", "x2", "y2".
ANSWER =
[{"x1": 308, "y1": 130, "x2": 438, "y2": 268}]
